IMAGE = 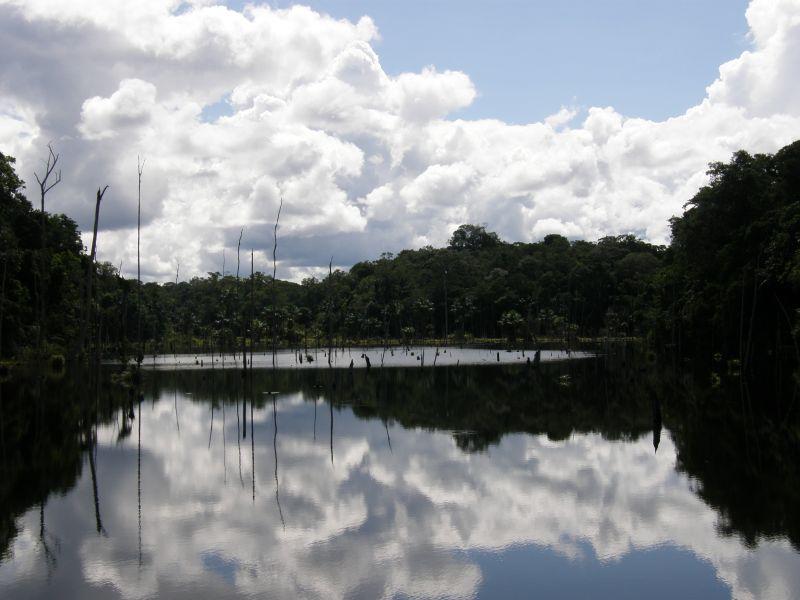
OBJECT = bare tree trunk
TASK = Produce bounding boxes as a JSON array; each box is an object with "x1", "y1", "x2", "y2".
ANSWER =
[
  {"x1": 33, "y1": 144, "x2": 61, "y2": 356},
  {"x1": 328, "y1": 257, "x2": 333, "y2": 367},
  {"x1": 137, "y1": 391, "x2": 142, "y2": 566},
  {"x1": 174, "y1": 259, "x2": 179, "y2": 358},
  {"x1": 136, "y1": 157, "x2": 145, "y2": 368},
  {"x1": 250, "y1": 384, "x2": 255, "y2": 502},
  {"x1": 235, "y1": 383, "x2": 243, "y2": 485},
  {"x1": 220, "y1": 249, "x2": 225, "y2": 366},
  {"x1": 271, "y1": 198, "x2": 283, "y2": 369},
  {"x1": 273, "y1": 394, "x2": 284, "y2": 529},
  {"x1": 222, "y1": 398, "x2": 227, "y2": 484},
  {"x1": 443, "y1": 267, "x2": 449, "y2": 347},
  {"x1": 250, "y1": 249, "x2": 254, "y2": 368},
  {"x1": 79, "y1": 185, "x2": 108, "y2": 359},
  {"x1": 88, "y1": 432, "x2": 104, "y2": 534},
  {"x1": 236, "y1": 228, "x2": 244, "y2": 369},
  {"x1": 0, "y1": 255, "x2": 6, "y2": 358}
]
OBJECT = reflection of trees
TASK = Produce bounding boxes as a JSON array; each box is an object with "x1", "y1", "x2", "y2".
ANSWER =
[
  {"x1": 1, "y1": 358, "x2": 798, "y2": 568},
  {"x1": 669, "y1": 380, "x2": 800, "y2": 550},
  {"x1": 272, "y1": 394, "x2": 284, "y2": 529},
  {"x1": 341, "y1": 361, "x2": 658, "y2": 450},
  {"x1": 0, "y1": 373, "x2": 130, "y2": 558}
]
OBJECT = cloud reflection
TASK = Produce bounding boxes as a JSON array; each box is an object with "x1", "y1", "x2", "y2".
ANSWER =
[{"x1": 2, "y1": 386, "x2": 798, "y2": 600}]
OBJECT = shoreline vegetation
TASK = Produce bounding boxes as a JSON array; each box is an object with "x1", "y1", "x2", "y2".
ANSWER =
[{"x1": 1, "y1": 141, "x2": 798, "y2": 395}]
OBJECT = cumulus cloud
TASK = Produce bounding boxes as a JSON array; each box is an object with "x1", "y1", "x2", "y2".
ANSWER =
[
  {"x1": 544, "y1": 106, "x2": 578, "y2": 129},
  {"x1": 79, "y1": 79, "x2": 158, "y2": 140},
  {"x1": 0, "y1": 0, "x2": 799, "y2": 279}
]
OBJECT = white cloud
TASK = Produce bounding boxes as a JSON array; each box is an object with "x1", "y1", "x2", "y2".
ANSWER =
[
  {"x1": 0, "y1": 0, "x2": 798, "y2": 279},
  {"x1": 390, "y1": 67, "x2": 476, "y2": 122},
  {"x1": 707, "y1": 0, "x2": 800, "y2": 116},
  {"x1": 0, "y1": 100, "x2": 39, "y2": 159},
  {"x1": 544, "y1": 106, "x2": 578, "y2": 129},
  {"x1": 79, "y1": 79, "x2": 157, "y2": 140}
]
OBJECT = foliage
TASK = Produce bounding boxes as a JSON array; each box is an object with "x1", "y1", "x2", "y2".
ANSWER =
[
  {"x1": 0, "y1": 151, "x2": 85, "y2": 358},
  {"x1": 661, "y1": 141, "x2": 800, "y2": 377},
  {"x1": 1, "y1": 142, "x2": 798, "y2": 386}
]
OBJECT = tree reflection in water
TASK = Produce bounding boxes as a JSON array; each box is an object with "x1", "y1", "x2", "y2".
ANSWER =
[{"x1": 0, "y1": 356, "x2": 798, "y2": 599}]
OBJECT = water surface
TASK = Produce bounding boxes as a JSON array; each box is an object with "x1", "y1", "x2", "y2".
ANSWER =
[
  {"x1": 129, "y1": 346, "x2": 588, "y2": 369},
  {"x1": 1, "y1": 362, "x2": 798, "y2": 599}
]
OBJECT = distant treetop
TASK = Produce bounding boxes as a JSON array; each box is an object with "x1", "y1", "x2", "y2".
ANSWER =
[{"x1": 448, "y1": 224, "x2": 502, "y2": 251}]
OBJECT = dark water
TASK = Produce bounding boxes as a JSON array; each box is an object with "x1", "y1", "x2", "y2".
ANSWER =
[{"x1": 1, "y1": 359, "x2": 799, "y2": 599}]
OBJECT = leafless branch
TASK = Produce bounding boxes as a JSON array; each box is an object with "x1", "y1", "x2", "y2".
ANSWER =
[{"x1": 34, "y1": 143, "x2": 62, "y2": 211}]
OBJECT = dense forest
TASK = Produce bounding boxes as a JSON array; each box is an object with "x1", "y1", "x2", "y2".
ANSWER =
[{"x1": 1, "y1": 141, "x2": 798, "y2": 382}]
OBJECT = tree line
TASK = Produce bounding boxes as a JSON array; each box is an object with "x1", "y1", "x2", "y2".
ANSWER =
[{"x1": 0, "y1": 141, "x2": 798, "y2": 382}]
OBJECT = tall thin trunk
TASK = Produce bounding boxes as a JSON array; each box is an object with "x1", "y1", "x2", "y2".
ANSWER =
[
  {"x1": 136, "y1": 157, "x2": 145, "y2": 367},
  {"x1": 0, "y1": 256, "x2": 6, "y2": 358},
  {"x1": 273, "y1": 395, "x2": 284, "y2": 529},
  {"x1": 33, "y1": 144, "x2": 61, "y2": 355},
  {"x1": 0, "y1": 374, "x2": 5, "y2": 469},
  {"x1": 271, "y1": 198, "x2": 283, "y2": 369},
  {"x1": 242, "y1": 391, "x2": 247, "y2": 440},
  {"x1": 173, "y1": 370, "x2": 180, "y2": 435},
  {"x1": 209, "y1": 376, "x2": 215, "y2": 449},
  {"x1": 250, "y1": 250, "x2": 255, "y2": 367},
  {"x1": 137, "y1": 391, "x2": 142, "y2": 567},
  {"x1": 222, "y1": 398, "x2": 227, "y2": 484},
  {"x1": 174, "y1": 260, "x2": 179, "y2": 358},
  {"x1": 250, "y1": 384, "x2": 255, "y2": 502},
  {"x1": 88, "y1": 433, "x2": 104, "y2": 534},
  {"x1": 222, "y1": 249, "x2": 226, "y2": 360},
  {"x1": 328, "y1": 257, "x2": 333, "y2": 367},
  {"x1": 80, "y1": 185, "x2": 108, "y2": 358},
  {"x1": 443, "y1": 267, "x2": 448, "y2": 346},
  {"x1": 236, "y1": 228, "x2": 243, "y2": 366},
  {"x1": 235, "y1": 384, "x2": 243, "y2": 486}
]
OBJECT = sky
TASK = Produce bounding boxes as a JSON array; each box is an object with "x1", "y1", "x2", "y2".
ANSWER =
[
  {"x1": 0, "y1": 0, "x2": 799, "y2": 281},
  {"x1": 237, "y1": 0, "x2": 751, "y2": 123}
]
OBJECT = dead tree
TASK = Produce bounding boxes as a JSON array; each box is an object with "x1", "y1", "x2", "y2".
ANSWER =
[
  {"x1": 33, "y1": 144, "x2": 62, "y2": 353},
  {"x1": 220, "y1": 250, "x2": 225, "y2": 362},
  {"x1": 136, "y1": 157, "x2": 145, "y2": 367},
  {"x1": 328, "y1": 256, "x2": 333, "y2": 367},
  {"x1": 271, "y1": 197, "x2": 283, "y2": 369},
  {"x1": 79, "y1": 185, "x2": 108, "y2": 359},
  {"x1": 272, "y1": 394, "x2": 285, "y2": 529},
  {"x1": 174, "y1": 259, "x2": 179, "y2": 357},
  {"x1": 0, "y1": 254, "x2": 7, "y2": 358},
  {"x1": 88, "y1": 431, "x2": 105, "y2": 535},
  {"x1": 443, "y1": 267, "x2": 449, "y2": 346},
  {"x1": 236, "y1": 228, "x2": 245, "y2": 369},
  {"x1": 250, "y1": 249, "x2": 255, "y2": 368}
]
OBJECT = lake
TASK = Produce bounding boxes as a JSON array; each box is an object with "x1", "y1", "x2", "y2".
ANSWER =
[
  {"x1": 122, "y1": 346, "x2": 590, "y2": 369},
  {"x1": 1, "y1": 353, "x2": 798, "y2": 599}
]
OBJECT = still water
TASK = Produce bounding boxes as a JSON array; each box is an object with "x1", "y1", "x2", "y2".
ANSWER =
[
  {"x1": 127, "y1": 346, "x2": 587, "y2": 369},
  {"x1": 1, "y1": 358, "x2": 799, "y2": 599}
]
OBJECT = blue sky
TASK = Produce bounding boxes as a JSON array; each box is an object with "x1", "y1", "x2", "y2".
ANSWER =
[{"x1": 225, "y1": 0, "x2": 750, "y2": 123}]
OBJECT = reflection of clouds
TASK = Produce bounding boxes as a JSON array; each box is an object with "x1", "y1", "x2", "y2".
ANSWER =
[
  {"x1": 2, "y1": 392, "x2": 799, "y2": 600},
  {"x1": 0, "y1": 528, "x2": 39, "y2": 581}
]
